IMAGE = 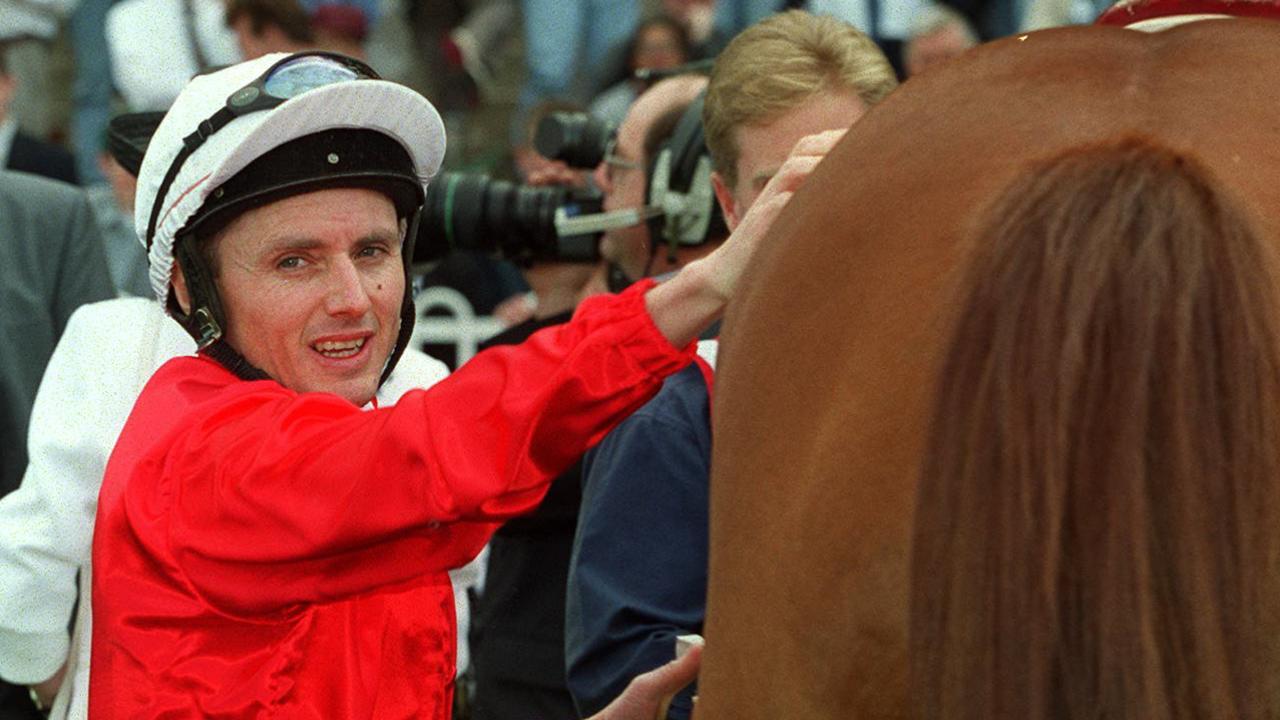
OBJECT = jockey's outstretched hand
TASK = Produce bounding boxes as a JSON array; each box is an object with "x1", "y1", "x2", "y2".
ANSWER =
[{"x1": 701, "y1": 128, "x2": 847, "y2": 301}]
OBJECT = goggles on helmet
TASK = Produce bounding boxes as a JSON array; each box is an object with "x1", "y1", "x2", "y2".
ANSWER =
[{"x1": 145, "y1": 51, "x2": 381, "y2": 250}]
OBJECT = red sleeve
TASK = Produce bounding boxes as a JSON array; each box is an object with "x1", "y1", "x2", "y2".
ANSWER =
[{"x1": 133, "y1": 281, "x2": 695, "y2": 615}]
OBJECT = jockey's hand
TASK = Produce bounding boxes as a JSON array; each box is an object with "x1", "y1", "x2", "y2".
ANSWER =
[{"x1": 697, "y1": 128, "x2": 847, "y2": 302}]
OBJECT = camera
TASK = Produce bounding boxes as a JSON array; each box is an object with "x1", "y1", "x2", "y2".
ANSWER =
[
  {"x1": 414, "y1": 173, "x2": 604, "y2": 265},
  {"x1": 533, "y1": 112, "x2": 615, "y2": 170}
]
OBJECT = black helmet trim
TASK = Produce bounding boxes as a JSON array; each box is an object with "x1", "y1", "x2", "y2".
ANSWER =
[{"x1": 186, "y1": 128, "x2": 423, "y2": 238}]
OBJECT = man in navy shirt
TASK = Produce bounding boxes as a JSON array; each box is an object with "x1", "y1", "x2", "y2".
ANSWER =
[{"x1": 565, "y1": 12, "x2": 899, "y2": 719}]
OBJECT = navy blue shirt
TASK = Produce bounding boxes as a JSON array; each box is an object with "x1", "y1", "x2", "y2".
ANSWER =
[{"x1": 566, "y1": 361, "x2": 711, "y2": 719}]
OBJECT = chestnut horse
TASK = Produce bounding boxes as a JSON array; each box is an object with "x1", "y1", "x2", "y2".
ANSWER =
[{"x1": 699, "y1": 19, "x2": 1280, "y2": 719}]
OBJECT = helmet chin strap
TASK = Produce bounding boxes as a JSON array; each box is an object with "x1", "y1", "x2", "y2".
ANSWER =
[
  {"x1": 170, "y1": 234, "x2": 271, "y2": 382},
  {"x1": 380, "y1": 207, "x2": 423, "y2": 386},
  {"x1": 201, "y1": 337, "x2": 273, "y2": 382}
]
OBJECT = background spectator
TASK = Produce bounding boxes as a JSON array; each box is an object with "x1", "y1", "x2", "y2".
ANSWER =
[
  {"x1": 903, "y1": 1, "x2": 978, "y2": 76},
  {"x1": 64, "y1": 0, "x2": 113, "y2": 185},
  {"x1": 87, "y1": 151, "x2": 150, "y2": 297},
  {"x1": 0, "y1": 170, "x2": 113, "y2": 718},
  {"x1": 0, "y1": 0, "x2": 76, "y2": 140},
  {"x1": 0, "y1": 171, "x2": 113, "y2": 500},
  {"x1": 87, "y1": 111, "x2": 160, "y2": 297},
  {"x1": 1020, "y1": 0, "x2": 1111, "y2": 29},
  {"x1": 225, "y1": 0, "x2": 316, "y2": 58},
  {"x1": 306, "y1": 0, "x2": 375, "y2": 58},
  {"x1": 440, "y1": 0, "x2": 519, "y2": 100},
  {"x1": 0, "y1": 56, "x2": 77, "y2": 184},
  {"x1": 469, "y1": 74, "x2": 708, "y2": 720},
  {"x1": 513, "y1": 0, "x2": 640, "y2": 145},
  {"x1": 589, "y1": 15, "x2": 692, "y2": 128},
  {"x1": 224, "y1": 0, "x2": 377, "y2": 59},
  {"x1": 105, "y1": 0, "x2": 241, "y2": 111}
]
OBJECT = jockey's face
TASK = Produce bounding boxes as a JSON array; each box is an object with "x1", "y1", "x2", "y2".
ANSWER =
[{"x1": 178, "y1": 188, "x2": 404, "y2": 407}]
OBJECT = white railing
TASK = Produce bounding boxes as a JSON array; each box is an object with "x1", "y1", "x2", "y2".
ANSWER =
[{"x1": 411, "y1": 286, "x2": 505, "y2": 367}]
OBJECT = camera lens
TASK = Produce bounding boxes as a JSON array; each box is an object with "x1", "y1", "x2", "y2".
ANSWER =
[
  {"x1": 416, "y1": 173, "x2": 603, "y2": 265},
  {"x1": 533, "y1": 112, "x2": 615, "y2": 169}
]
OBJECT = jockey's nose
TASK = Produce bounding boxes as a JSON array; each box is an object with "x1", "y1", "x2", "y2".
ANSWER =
[{"x1": 325, "y1": 256, "x2": 373, "y2": 317}]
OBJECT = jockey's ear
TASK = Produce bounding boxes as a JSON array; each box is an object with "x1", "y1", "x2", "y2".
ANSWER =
[{"x1": 171, "y1": 263, "x2": 192, "y2": 315}]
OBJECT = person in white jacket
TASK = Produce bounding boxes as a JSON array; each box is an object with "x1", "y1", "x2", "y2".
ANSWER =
[
  {"x1": 0, "y1": 296, "x2": 454, "y2": 717},
  {"x1": 104, "y1": 0, "x2": 242, "y2": 112}
]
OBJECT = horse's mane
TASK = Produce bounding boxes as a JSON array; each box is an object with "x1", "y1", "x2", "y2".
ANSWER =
[{"x1": 911, "y1": 138, "x2": 1280, "y2": 720}]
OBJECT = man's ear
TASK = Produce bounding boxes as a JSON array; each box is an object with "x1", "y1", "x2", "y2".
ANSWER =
[
  {"x1": 711, "y1": 170, "x2": 741, "y2": 233},
  {"x1": 171, "y1": 262, "x2": 193, "y2": 315}
]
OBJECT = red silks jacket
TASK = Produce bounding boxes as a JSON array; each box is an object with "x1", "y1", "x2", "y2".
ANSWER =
[{"x1": 90, "y1": 282, "x2": 692, "y2": 718}]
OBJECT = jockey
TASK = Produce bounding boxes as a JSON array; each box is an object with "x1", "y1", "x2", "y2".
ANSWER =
[{"x1": 89, "y1": 49, "x2": 778, "y2": 717}]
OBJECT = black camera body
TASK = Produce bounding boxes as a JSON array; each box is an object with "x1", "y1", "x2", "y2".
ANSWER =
[
  {"x1": 536, "y1": 97, "x2": 726, "y2": 253},
  {"x1": 534, "y1": 112, "x2": 614, "y2": 170},
  {"x1": 415, "y1": 93, "x2": 724, "y2": 268}
]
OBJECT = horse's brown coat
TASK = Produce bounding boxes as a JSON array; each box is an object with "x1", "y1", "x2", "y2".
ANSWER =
[{"x1": 700, "y1": 21, "x2": 1280, "y2": 718}]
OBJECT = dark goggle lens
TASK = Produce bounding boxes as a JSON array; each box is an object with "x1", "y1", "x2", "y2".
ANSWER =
[{"x1": 262, "y1": 56, "x2": 369, "y2": 99}]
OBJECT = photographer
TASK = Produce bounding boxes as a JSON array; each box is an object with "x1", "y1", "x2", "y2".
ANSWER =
[
  {"x1": 565, "y1": 12, "x2": 899, "y2": 720},
  {"x1": 468, "y1": 73, "x2": 710, "y2": 720}
]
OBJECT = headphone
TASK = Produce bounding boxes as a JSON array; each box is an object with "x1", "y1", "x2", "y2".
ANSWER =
[
  {"x1": 552, "y1": 90, "x2": 728, "y2": 290},
  {"x1": 644, "y1": 92, "x2": 727, "y2": 254}
]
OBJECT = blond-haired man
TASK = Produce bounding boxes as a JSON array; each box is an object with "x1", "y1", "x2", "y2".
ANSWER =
[
  {"x1": 567, "y1": 11, "x2": 898, "y2": 720},
  {"x1": 704, "y1": 9, "x2": 896, "y2": 228}
]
